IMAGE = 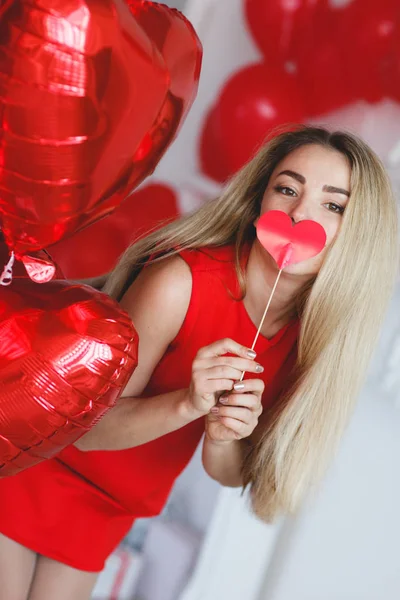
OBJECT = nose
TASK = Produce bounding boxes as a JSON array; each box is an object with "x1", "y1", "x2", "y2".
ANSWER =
[{"x1": 288, "y1": 196, "x2": 310, "y2": 224}]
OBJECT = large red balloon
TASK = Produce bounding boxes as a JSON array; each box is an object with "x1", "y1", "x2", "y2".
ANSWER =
[
  {"x1": 213, "y1": 64, "x2": 305, "y2": 178},
  {"x1": 50, "y1": 183, "x2": 180, "y2": 279},
  {"x1": 287, "y1": 0, "x2": 362, "y2": 115},
  {"x1": 199, "y1": 105, "x2": 233, "y2": 183},
  {"x1": 127, "y1": 1, "x2": 202, "y2": 188},
  {"x1": 387, "y1": 37, "x2": 400, "y2": 102},
  {"x1": 295, "y1": 35, "x2": 358, "y2": 114},
  {"x1": 0, "y1": 235, "x2": 138, "y2": 477},
  {"x1": 245, "y1": 0, "x2": 400, "y2": 115},
  {"x1": 0, "y1": 0, "x2": 201, "y2": 257},
  {"x1": 337, "y1": 0, "x2": 398, "y2": 104},
  {"x1": 245, "y1": 0, "x2": 322, "y2": 65}
]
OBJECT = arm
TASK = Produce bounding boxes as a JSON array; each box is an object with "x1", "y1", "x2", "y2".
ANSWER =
[
  {"x1": 202, "y1": 438, "x2": 250, "y2": 487},
  {"x1": 75, "y1": 255, "x2": 197, "y2": 450},
  {"x1": 75, "y1": 256, "x2": 263, "y2": 452},
  {"x1": 76, "y1": 389, "x2": 202, "y2": 451},
  {"x1": 201, "y1": 378, "x2": 265, "y2": 487}
]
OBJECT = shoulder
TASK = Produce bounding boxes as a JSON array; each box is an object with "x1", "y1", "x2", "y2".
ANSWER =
[
  {"x1": 117, "y1": 256, "x2": 193, "y2": 397},
  {"x1": 119, "y1": 254, "x2": 192, "y2": 342}
]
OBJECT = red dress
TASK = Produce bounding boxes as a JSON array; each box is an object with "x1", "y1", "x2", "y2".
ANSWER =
[{"x1": 0, "y1": 245, "x2": 298, "y2": 571}]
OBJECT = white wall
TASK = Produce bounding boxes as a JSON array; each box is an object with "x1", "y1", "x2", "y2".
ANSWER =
[{"x1": 163, "y1": 0, "x2": 188, "y2": 11}]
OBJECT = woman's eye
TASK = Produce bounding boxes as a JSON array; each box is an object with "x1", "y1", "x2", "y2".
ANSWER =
[
  {"x1": 325, "y1": 202, "x2": 345, "y2": 214},
  {"x1": 275, "y1": 185, "x2": 296, "y2": 197}
]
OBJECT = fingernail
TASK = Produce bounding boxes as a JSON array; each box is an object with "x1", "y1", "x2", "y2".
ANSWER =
[
  {"x1": 255, "y1": 364, "x2": 264, "y2": 373},
  {"x1": 233, "y1": 382, "x2": 245, "y2": 391},
  {"x1": 247, "y1": 350, "x2": 256, "y2": 359},
  {"x1": 210, "y1": 407, "x2": 219, "y2": 414},
  {"x1": 219, "y1": 396, "x2": 229, "y2": 404}
]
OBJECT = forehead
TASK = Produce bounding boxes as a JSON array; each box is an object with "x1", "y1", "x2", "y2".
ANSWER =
[{"x1": 272, "y1": 144, "x2": 351, "y2": 185}]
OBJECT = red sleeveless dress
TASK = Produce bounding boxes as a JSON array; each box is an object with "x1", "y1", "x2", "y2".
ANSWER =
[{"x1": 0, "y1": 245, "x2": 299, "y2": 571}]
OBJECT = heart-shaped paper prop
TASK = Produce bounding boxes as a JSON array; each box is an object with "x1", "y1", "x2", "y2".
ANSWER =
[
  {"x1": 0, "y1": 0, "x2": 200, "y2": 257},
  {"x1": 0, "y1": 277, "x2": 138, "y2": 477},
  {"x1": 256, "y1": 210, "x2": 326, "y2": 269}
]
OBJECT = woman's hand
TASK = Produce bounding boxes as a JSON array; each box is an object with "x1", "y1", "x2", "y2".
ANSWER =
[
  {"x1": 186, "y1": 338, "x2": 264, "y2": 416},
  {"x1": 204, "y1": 378, "x2": 264, "y2": 443}
]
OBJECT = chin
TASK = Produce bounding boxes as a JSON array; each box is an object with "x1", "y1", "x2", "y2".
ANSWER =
[{"x1": 284, "y1": 263, "x2": 320, "y2": 277}]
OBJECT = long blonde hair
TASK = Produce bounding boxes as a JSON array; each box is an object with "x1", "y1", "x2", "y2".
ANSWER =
[{"x1": 104, "y1": 125, "x2": 399, "y2": 520}]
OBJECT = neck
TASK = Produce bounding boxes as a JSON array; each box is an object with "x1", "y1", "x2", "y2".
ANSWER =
[{"x1": 244, "y1": 241, "x2": 313, "y2": 335}]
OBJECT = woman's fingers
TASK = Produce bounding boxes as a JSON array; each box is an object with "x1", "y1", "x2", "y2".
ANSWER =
[
  {"x1": 190, "y1": 337, "x2": 265, "y2": 416},
  {"x1": 211, "y1": 405, "x2": 257, "y2": 422},
  {"x1": 193, "y1": 356, "x2": 264, "y2": 376},
  {"x1": 229, "y1": 378, "x2": 265, "y2": 395},
  {"x1": 195, "y1": 365, "x2": 262, "y2": 385},
  {"x1": 218, "y1": 392, "x2": 263, "y2": 415},
  {"x1": 191, "y1": 370, "x2": 235, "y2": 394},
  {"x1": 211, "y1": 414, "x2": 254, "y2": 439},
  {"x1": 196, "y1": 338, "x2": 256, "y2": 361}
]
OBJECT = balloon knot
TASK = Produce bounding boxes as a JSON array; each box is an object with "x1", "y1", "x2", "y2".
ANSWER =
[{"x1": 0, "y1": 251, "x2": 15, "y2": 286}]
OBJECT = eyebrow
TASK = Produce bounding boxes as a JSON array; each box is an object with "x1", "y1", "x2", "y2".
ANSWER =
[{"x1": 277, "y1": 170, "x2": 350, "y2": 197}]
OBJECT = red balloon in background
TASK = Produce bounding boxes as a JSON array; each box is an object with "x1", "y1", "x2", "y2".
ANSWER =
[
  {"x1": 0, "y1": 0, "x2": 201, "y2": 257},
  {"x1": 200, "y1": 0, "x2": 400, "y2": 183},
  {"x1": 245, "y1": 0, "x2": 321, "y2": 64},
  {"x1": 50, "y1": 183, "x2": 179, "y2": 279},
  {"x1": 288, "y1": 0, "x2": 362, "y2": 115},
  {"x1": 199, "y1": 105, "x2": 233, "y2": 183},
  {"x1": 0, "y1": 235, "x2": 138, "y2": 477},
  {"x1": 387, "y1": 37, "x2": 400, "y2": 102},
  {"x1": 215, "y1": 64, "x2": 305, "y2": 177},
  {"x1": 337, "y1": 0, "x2": 398, "y2": 104},
  {"x1": 295, "y1": 33, "x2": 359, "y2": 115}
]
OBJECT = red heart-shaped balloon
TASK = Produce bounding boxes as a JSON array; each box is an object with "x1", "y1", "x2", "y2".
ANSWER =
[
  {"x1": 0, "y1": 0, "x2": 201, "y2": 257},
  {"x1": 0, "y1": 274, "x2": 138, "y2": 477},
  {"x1": 126, "y1": 1, "x2": 202, "y2": 188},
  {"x1": 256, "y1": 210, "x2": 326, "y2": 269},
  {"x1": 51, "y1": 182, "x2": 179, "y2": 279}
]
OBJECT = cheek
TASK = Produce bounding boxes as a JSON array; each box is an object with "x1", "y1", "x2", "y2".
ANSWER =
[
  {"x1": 322, "y1": 220, "x2": 341, "y2": 248},
  {"x1": 260, "y1": 192, "x2": 281, "y2": 214}
]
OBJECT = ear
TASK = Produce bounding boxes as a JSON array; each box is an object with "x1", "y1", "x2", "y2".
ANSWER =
[{"x1": 253, "y1": 216, "x2": 260, "y2": 228}]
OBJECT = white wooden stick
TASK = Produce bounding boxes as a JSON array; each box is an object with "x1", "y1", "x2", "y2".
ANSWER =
[{"x1": 239, "y1": 268, "x2": 283, "y2": 382}]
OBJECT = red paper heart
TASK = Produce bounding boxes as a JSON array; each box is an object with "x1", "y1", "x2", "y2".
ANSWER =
[
  {"x1": 0, "y1": 275, "x2": 138, "y2": 477},
  {"x1": 256, "y1": 210, "x2": 326, "y2": 269},
  {"x1": 0, "y1": 0, "x2": 201, "y2": 257}
]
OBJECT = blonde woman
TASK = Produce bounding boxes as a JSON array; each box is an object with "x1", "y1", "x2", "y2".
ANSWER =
[{"x1": 0, "y1": 126, "x2": 397, "y2": 600}]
